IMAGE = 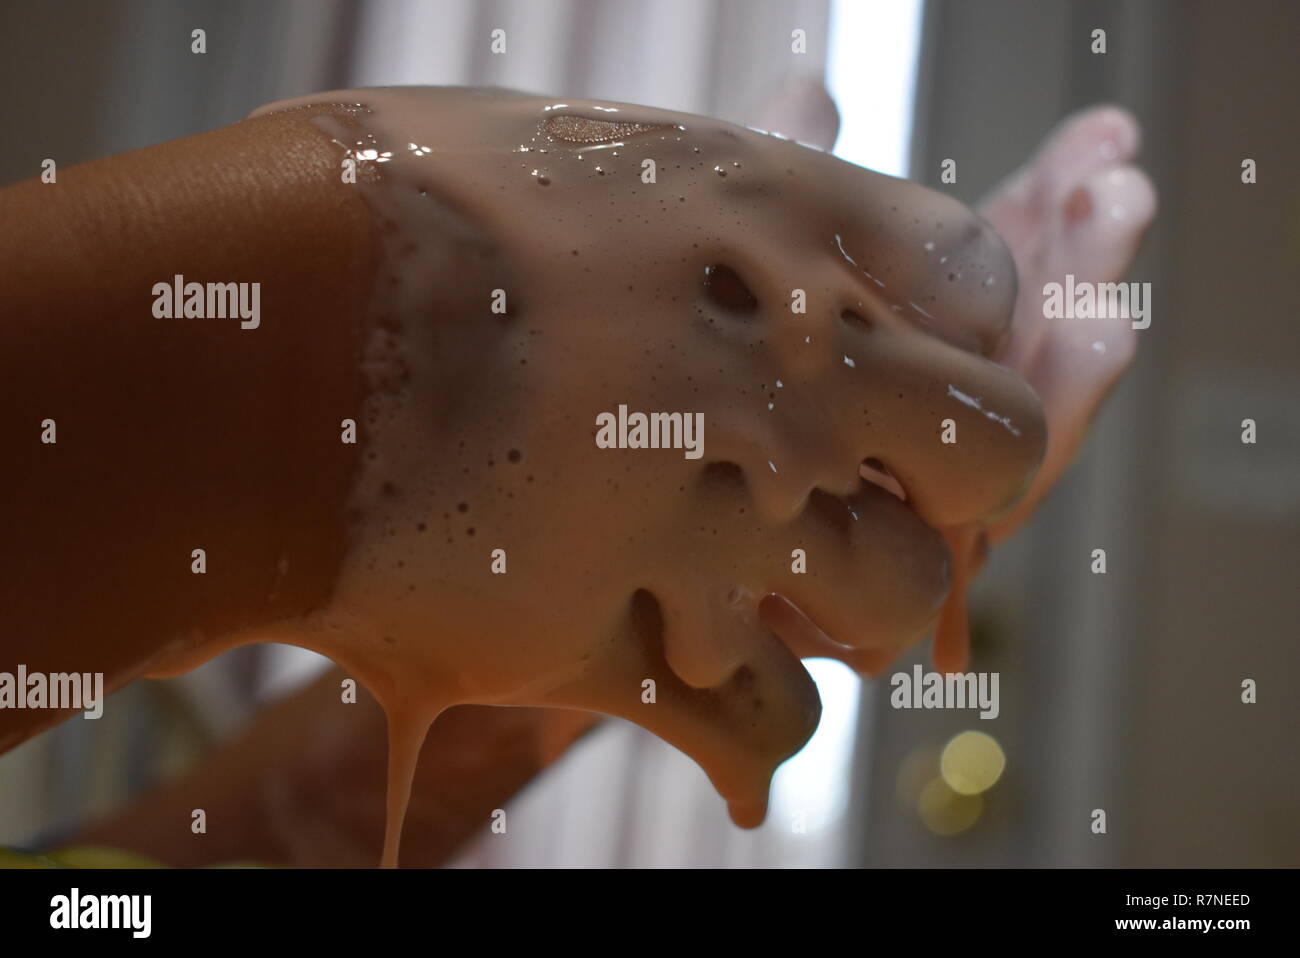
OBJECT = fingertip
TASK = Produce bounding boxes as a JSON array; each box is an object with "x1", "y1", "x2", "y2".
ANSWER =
[
  {"x1": 755, "y1": 75, "x2": 841, "y2": 152},
  {"x1": 1083, "y1": 104, "x2": 1143, "y2": 161},
  {"x1": 1065, "y1": 164, "x2": 1157, "y2": 257},
  {"x1": 1098, "y1": 164, "x2": 1158, "y2": 229}
]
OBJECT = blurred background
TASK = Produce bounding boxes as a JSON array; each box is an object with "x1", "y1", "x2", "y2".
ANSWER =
[{"x1": 1, "y1": 0, "x2": 1296, "y2": 867}]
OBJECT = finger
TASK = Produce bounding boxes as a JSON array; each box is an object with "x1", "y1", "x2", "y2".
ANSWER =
[
  {"x1": 698, "y1": 308, "x2": 1046, "y2": 532},
  {"x1": 759, "y1": 594, "x2": 899, "y2": 677},
  {"x1": 757, "y1": 482, "x2": 951, "y2": 654},
  {"x1": 832, "y1": 174, "x2": 1020, "y2": 357},
  {"x1": 989, "y1": 163, "x2": 1157, "y2": 540},
  {"x1": 755, "y1": 75, "x2": 842, "y2": 151},
  {"x1": 654, "y1": 577, "x2": 768, "y2": 689},
  {"x1": 533, "y1": 589, "x2": 822, "y2": 828},
  {"x1": 819, "y1": 321, "x2": 1047, "y2": 528},
  {"x1": 981, "y1": 104, "x2": 1142, "y2": 257}
]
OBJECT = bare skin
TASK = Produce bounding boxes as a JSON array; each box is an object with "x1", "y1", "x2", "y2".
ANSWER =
[
  {"x1": 0, "y1": 110, "x2": 376, "y2": 752},
  {"x1": 5, "y1": 95, "x2": 1153, "y2": 867}
]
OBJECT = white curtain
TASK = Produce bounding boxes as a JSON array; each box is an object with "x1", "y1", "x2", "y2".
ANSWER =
[{"x1": 349, "y1": 0, "x2": 832, "y2": 125}]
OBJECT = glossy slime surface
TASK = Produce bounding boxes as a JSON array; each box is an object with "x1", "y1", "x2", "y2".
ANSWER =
[{"x1": 156, "y1": 88, "x2": 1046, "y2": 866}]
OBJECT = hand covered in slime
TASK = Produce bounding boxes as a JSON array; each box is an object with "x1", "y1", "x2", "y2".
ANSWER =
[{"x1": 142, "y1": 89, "x2": 1153, "y2": 866}]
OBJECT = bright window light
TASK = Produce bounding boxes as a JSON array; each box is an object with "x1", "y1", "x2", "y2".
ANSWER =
[{"x1": 826, "y1": 0, "x2": 925, "y2": 177}]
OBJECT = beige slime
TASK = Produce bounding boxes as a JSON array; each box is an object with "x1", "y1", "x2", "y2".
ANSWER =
[{"x1": 151, "y1": 87, "x2": 1046, "y2": 867}]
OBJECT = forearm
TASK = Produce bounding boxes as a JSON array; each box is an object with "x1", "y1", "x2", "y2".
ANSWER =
[
  {"x1": 72, "y1": 668, "x2": 601, "y2": 868},
  {"x1": 0, "y1": 110, "x2": 377, "y2": 749}
]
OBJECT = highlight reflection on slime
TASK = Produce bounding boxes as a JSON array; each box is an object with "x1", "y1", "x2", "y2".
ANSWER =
[{"x1": 152, "y1": 88, "x2": 1046, "y2": 867}]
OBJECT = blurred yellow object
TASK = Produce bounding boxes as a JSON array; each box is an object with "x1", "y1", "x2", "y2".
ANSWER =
[
  {"x1": 0, "y1": 847, "x2": 61, "y2": 869},
  {"x1": 1, "y1": 844, "x2": 276, "y2": 869},
  {"x1": 917, "y1": 777, "x2": 983, "y2": 835},
  {"x1": 940, "y1": 730, "x2": 1006, "y2": 796},
  {"x1": 45, "y1": 845, "x2": 167, "y2": 869}
]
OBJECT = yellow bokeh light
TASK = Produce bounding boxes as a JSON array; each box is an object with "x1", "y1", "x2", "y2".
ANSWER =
[
  {"x1": 917, "y1": 777, "x2": 983, "y2": 835},
  {"x1": 940, "y1": 730, "x2": 1006, "y2": 796}
]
